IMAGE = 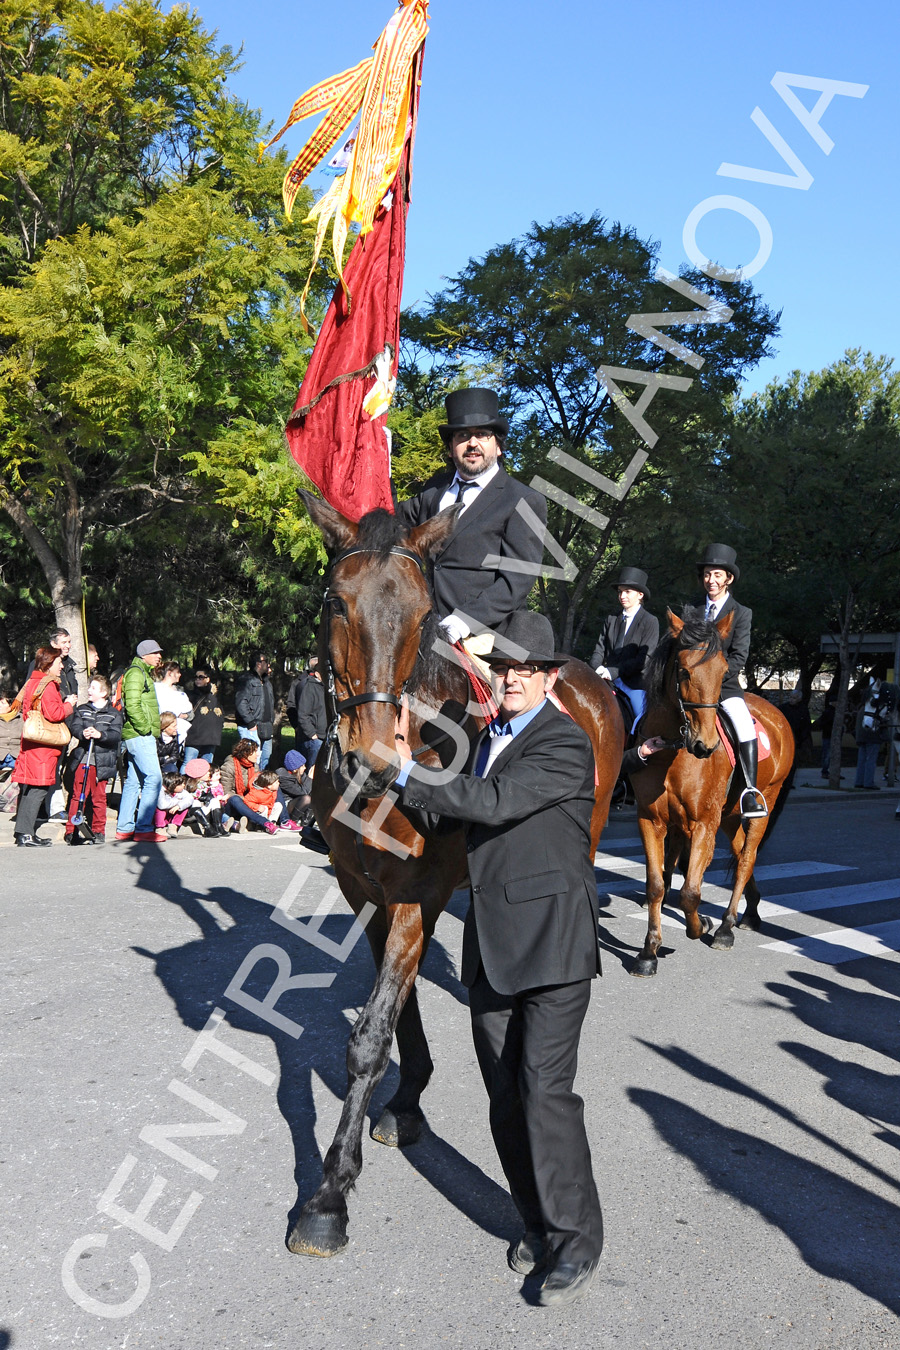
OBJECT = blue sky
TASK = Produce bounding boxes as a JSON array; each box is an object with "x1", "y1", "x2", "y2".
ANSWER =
[{"x1": 200, "y1": 0, "x2": 897, "y2": 393}]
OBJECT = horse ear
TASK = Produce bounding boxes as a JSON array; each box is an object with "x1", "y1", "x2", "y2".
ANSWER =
[
  {"x1": 406, "y1": 503, "x2": 461, "y2": 561},
  {"x1": 667, "y1": 607, "x2": 684, "y2": 637},
  {"x1": 298, "y1": 489, "x2": 357, "y2": 551},
  {"x1": 716, "y1": 608, "x2": 735, "y2": 638}
]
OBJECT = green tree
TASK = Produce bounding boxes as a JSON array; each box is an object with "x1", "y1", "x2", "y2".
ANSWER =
[
  {"x1": 405, "y1": 213, "x2": 780, "y2": 650},
  {"x1": 0, "y1": 0, "x2": 328, "y2": 690},
  {"x1": 721, "y1": 351, "x2": 900, "y2": 786}
]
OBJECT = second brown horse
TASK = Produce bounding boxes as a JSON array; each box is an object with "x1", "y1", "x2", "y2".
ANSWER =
[
  {"x1": 630, "y1": 606, "x2": 794, "y2": 978},
  {"x1": 288, "y1": 493, "x2": 624, "y2": 1258}
]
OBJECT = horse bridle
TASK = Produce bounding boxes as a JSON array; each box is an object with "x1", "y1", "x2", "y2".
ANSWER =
[
  {"x1": 672, "y1": 657, "x2": 720, "y2": 747},
  {"x1": 320, "y1": 544, "x2": 427, "y2": 763}
]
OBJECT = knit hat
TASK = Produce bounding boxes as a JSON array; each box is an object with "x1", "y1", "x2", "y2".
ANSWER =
[
  {"x1": 183, "y1": 759, "x2": 211, "y2": 779},
  {"x1": 284, "y1": 750, "x2": 307, "y2": 772},
  {"x1": 136, "y1": 639, "x2": 162, "y2": 658}
]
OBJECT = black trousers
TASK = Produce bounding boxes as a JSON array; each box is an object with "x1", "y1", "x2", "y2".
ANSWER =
[
  {"x1": 468, "y1": 968, "x2": 604, "y2": 1265},
  {"x1": 16, "y1": 784, "x2": 49, "y2": 836}
]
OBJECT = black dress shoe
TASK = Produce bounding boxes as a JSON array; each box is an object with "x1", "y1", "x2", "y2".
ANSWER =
[
  {"x1": 539, "y1": 1257, "x2": 601, "y2": 1307},
  {"x1": 507, "y1": 1231, "x2": 549, "y2": 1275},
  {"x1": 15, "y1": 834, "x2": 52, "y2": 848}
]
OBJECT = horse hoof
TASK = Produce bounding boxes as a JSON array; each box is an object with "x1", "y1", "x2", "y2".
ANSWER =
[
  {"x1": 710, "y1": 931, "x2": 734, "y2": 952},
  {"x1": 630, "y1": 957, "x2": 658, "y2": 978},
  {"x1": 738, "y1": 915, "x2": 761, "y2": 931},
  {"x1": 287, "y1": 1209, "x2": 349, "y2": 1258},
  {"x1": 371, "y1": 1106, "x2": 425, "y2": 1148}
]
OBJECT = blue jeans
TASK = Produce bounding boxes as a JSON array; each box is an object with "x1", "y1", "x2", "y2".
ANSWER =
[
  {"x1": 236, "y1": 727, "x2": 272, "y2": 770},
  {"x1": 300, "y1": 738, "x2": 322, "y2": 767},
  {"x1": 182, "y1": 745, "x2": 215, "y2": 766},
  {"x1": 221, "y1": 795, "x2": 270, "y2": 830},
  {"x1": 855, "y1": 741, "x2": 879, "y2": 787},
  {"x1": 119, "y1": 735, "x2": 163, "y2": 833}
]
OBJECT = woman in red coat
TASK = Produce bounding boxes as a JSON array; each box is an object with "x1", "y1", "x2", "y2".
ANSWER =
[{"x1": 13, "y1": 646, "x2": 77, "y2": 847}]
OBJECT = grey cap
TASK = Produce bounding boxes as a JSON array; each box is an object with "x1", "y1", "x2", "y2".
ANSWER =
[{"x1": 136, "y1": 639, "x2": 162, "y2": 658}]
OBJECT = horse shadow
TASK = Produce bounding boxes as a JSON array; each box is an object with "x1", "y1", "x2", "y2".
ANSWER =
[
  {"x1": 767, "y1": 962, "x2": 900, "y2": 1153},
  {"x1": 125, "y1": 843, "x2": 516, "y2": 1244},
  {"x1": 630, "y1": 965, "x2": 900, "y2": 1320}
]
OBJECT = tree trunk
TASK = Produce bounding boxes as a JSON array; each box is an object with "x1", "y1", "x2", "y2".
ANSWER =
[{"x1": 0, "y1": 485, "x2": 89, "y2": 697}]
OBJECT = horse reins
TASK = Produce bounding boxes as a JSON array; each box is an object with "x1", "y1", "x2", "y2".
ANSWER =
[{"x1": 320, "y1": 544, "x2": 426, "y2": 765}]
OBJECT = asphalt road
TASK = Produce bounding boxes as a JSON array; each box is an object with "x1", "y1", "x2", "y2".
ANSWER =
[{"x1": 2, "y1": 790, "x2": 899, "y2": 1349}]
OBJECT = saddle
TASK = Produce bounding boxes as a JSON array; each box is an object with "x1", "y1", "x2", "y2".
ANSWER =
[{"x1": 715, "y1": 712, "x2": 771, "y2": 768}]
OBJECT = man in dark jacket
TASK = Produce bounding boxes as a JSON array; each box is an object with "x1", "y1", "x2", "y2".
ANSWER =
[
  {"x1": 397, "y1": 389, "x2": 547, "y2": 663},
  {"x1": 393, "y1": 612, "x2": 604, "y2": 1308},
  {"x1": 183, "y1": 669, "x2": 225, "y2": 766},
  {"x1": 296, "y1": 667, "x2": 327, "y2": 767},
  {"x1": 591, "y1": 566, "x2": 659, "y2": 732},
  {"x1": 234, "y1": 651, "x2": 275, "y2": 770}
]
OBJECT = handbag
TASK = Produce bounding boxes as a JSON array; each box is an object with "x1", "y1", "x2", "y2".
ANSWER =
[{"x1": 21, "y1": 674, "x2": 72, "y2": 748}]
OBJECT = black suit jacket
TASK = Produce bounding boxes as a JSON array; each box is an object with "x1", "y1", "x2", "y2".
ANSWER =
[
  {"x1": 399, "y1": 701, "x2": 601, "y2": 996},
  {"x1": 590, "y1": 607, "x2": 659, "y2": 687},
  {"x1": 398, "y1": 467, "x2": 547, "y2": 630},
  {"x1": 701, "y1": 593, "x2": 751, "y2": 700}
]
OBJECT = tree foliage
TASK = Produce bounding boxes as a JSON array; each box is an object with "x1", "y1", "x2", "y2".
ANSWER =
[
  {"x1": 0, "y1": 0, "x2": 330, "y2": 687},
  {"x1": 400, "y1": 213, "x2": 780, "y2": 650}
]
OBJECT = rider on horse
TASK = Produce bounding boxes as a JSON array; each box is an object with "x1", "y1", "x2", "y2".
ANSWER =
[
  {"x1": 697, "y1": 543, "x2": 767, "y2": 819},
  {"x1": 397, "y1": 388, "x2": 547, "y2": 667},
  {"x1": 591, "y1": 566, "x2": 659, "y2": 733}
]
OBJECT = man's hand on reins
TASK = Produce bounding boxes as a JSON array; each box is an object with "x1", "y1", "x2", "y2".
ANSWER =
[{"x1": 394, "y1": 698, "x2": 412, "y2": 763}]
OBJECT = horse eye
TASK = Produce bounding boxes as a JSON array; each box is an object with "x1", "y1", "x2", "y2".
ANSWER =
[
  {"x1": 329, "y1": 596, "x2": 347, "y2": 618},
  {"x1": 419, "y1": 610, "x2": 433, "y2": 629}
]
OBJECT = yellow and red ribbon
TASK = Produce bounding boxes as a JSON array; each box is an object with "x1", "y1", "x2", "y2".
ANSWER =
[{"x1": 262, "y1": 0, "x2": 429, "y2": 322}]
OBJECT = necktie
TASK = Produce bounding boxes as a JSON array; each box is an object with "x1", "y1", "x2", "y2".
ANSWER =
[
  {"x1": 705, "y1": 601, "x2": 715, "y2": 621},
  {"x1": 454, "y1": 477, "x2": 478, "y2": 509}
]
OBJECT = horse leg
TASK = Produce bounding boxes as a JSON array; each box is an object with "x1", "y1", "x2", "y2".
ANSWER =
[
  {"x1": 631, "y1": 824, "x2": 667, "y2": 977},
  {"x1": 713, "y1": 817, "x2": 768, "y2": 947},
  {"x1": 680, "y1": 829, "x2": 717, "y2": 943},
  {"x1": 738, "y1": 874, "x2": 763, "y2": 931},
  {"x1": 288, "y1": 903, "x2": 425, "y2": 1258},
  {"x1": 371, "y1": 982, "x2": 434, "y2": 1147}
]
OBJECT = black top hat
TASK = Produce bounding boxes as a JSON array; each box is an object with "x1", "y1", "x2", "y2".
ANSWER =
[
  {"x1": 439, "y1": 388, "x2": 508, "y2": 441},
  {"x1": 487, "y1": 611, "x2": 569, "y2": 668},
  {"x1": 697, "y1": 543, "x2": 740, "y2": 583},
  {"x1": 610, "y1": 566, "x2": 650, "y2": 600}
]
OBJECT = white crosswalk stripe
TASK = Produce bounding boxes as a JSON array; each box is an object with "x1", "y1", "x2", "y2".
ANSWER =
[{"x1": 596, "y1": 844, "x2": 900, "y2": 967}]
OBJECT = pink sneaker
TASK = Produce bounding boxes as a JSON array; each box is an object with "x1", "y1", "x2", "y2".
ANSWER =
[
  {"x1": 264, "y1": 821, "x2": 278, "y2": 835},
  {"x1": 135, "y1": 831, "x2": 168, "y2": 843},
  {"x1": 278, "y1": 819, "x2": 301, "y2": 831}
]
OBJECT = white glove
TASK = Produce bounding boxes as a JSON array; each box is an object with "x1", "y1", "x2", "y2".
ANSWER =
[
  {"x1": 439, "y1": 614, "x2": 471, "y2": 647},
  {"x1": 595, "y1": 665, "x2": 611, "y2": 680}
]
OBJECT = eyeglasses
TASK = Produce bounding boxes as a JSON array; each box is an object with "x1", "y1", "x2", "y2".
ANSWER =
[
  {"x1": 488, "y1": 662, "x2": 544, "y2": 679},
  {"x1": 451, "y1": 429, "x2": 496, "y2": 443}
]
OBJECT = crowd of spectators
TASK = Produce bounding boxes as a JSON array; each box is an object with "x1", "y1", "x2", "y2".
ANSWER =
[{"x1": 0, "y1": 631, "x2": 320, "y2": 848}]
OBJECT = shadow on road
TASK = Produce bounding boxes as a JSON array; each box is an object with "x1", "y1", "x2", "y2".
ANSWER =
[
  {"x1": 632, "y1": 1026, "x2": 900, "y2": 1319},
  {"x1": 124, "y1": 843, "x2": 511, "y2": 1245}
]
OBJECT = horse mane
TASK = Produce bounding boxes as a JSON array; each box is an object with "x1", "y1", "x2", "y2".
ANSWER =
[
  {"x1": 645, "y1": 605, "x2": 725, "y2": 707},
  {"x1": 355, "y1": 508, "x2": 409, "y2": 557}
]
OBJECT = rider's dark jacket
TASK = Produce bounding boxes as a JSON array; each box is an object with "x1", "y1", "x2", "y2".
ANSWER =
[
  {"x1": 397, "y1": 466, "x2": 547, "y2": 632},
  {"x1": 590, "y1": 607, "x2": 659, "y2": 688},
  {"x1": 701, "y1": 593, "x2": 752, "y2": 700}
]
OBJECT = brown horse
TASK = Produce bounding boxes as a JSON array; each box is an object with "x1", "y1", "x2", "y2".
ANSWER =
[
  {"x1": 288, "y1": 492, "x2": 623, "y2": 1258},
  {"x1": 629, "y1": 606, "x2": 794, "y2": 978}
]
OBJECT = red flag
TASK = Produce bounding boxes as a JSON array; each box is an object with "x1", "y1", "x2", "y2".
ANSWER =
[
  {"x1": 285, "y1": 152, "x2": 409, "y2": 519},
  {"x1": 286, "y1": 49, "x2": 423, "y2": 521}
]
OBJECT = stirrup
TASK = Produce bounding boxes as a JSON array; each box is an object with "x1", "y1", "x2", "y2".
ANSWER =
[{"x1": 739, "y1": 786, "x2": 768, "y2": 819}]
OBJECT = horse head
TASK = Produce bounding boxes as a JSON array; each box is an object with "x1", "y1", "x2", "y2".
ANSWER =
[
  {"x1": 300, "y1": 490, "x2": 459, "y2": 799},
  {"x1": 666, "y1": 606, "x2": 734, "y2": 758}
]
